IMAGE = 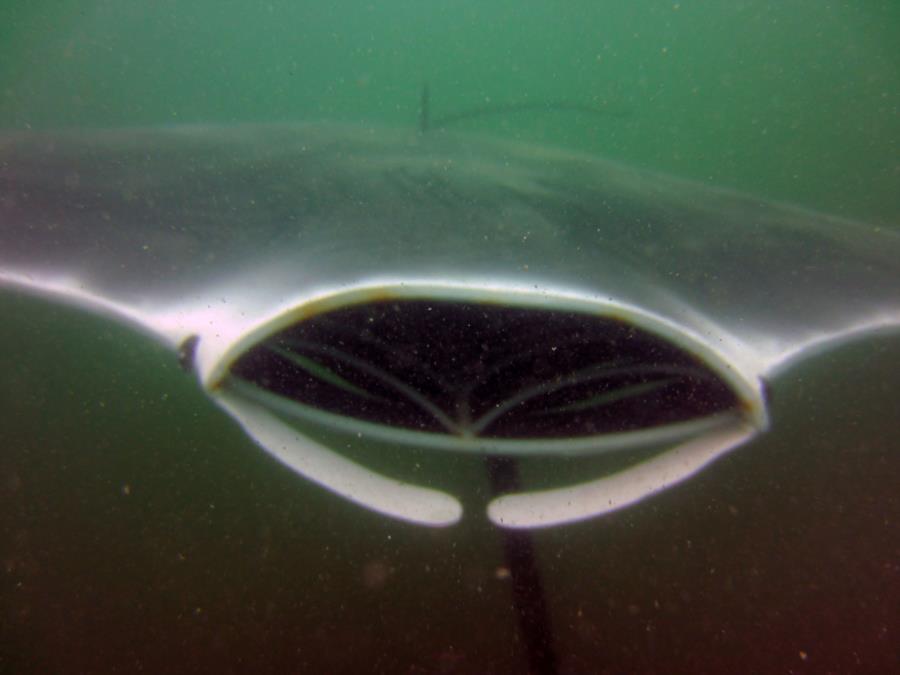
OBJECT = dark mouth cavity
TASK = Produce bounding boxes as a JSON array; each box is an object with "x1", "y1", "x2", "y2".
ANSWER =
[{"x1": 228, "y1": 299, "x2": 739, "y2": 439}]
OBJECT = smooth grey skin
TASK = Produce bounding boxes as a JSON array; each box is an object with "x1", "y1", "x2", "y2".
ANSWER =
[{"x1": 2, "y1": 123, "x2": 898, "y2": 528}]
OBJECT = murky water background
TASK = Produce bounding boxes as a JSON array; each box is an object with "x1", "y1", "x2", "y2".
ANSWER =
[{"x1": 1, "y1": 2, "x2": 898, "y2": 673}]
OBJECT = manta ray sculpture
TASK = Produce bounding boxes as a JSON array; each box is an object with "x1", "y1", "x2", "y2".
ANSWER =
[{"x1": 1, "y1": 123, "x2": 898, "y2": 528}]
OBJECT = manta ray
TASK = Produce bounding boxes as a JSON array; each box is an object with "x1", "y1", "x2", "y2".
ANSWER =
[{"x1": 2, "y1": 122, "x2": 898, "y2": 529}]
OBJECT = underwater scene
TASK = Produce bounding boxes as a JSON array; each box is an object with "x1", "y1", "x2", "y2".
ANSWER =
[{"x1": 1, "y1": 2, "x2": 898, "y2": 673}]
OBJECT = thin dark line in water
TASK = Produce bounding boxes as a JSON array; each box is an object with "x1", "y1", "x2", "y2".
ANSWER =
[
  {"x1": 419, "y1": 82, "x2": 630, "y2": 134},
  {"x1": 433, "y1": 101, "x2": 631, "y2": 130},
  {"x1": 485, "y1": 456, "x2": 559, "y2": 675},
  {"x1": 419, "y1": 83, "x2": 431, "y2": 133}
]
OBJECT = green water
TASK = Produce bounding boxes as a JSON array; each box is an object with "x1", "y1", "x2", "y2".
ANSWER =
[
  {"x1": 1, "y1": 2, "x2": 898, "y2": 673},
  {"x1": 1, "y1": 1, "x2": 898, "y2": 222}
]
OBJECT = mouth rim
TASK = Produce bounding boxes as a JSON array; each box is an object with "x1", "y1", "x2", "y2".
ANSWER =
[{"x1": 203, "y1": 279, "x2": 768, "y2": 446}]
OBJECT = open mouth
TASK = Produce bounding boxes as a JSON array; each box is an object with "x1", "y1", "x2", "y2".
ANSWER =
[
  {"x1": 205, "y1": 283, "x2": 762, "y2": 527},
  {"x1": 224, "y1": 292, "x2": 747, "y2": 451}
]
